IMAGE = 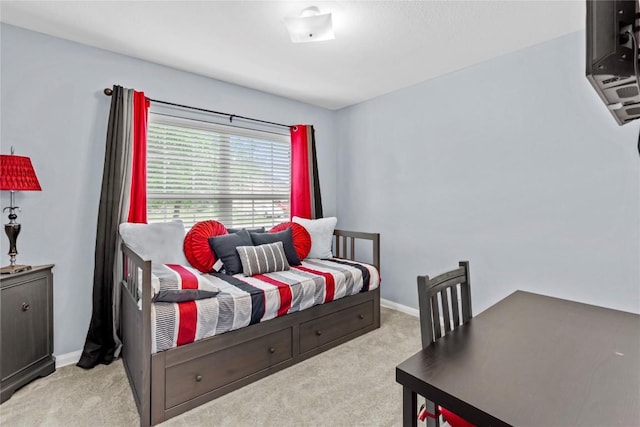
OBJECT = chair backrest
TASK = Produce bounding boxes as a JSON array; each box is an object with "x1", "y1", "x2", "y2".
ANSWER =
[{"x1": 417, "y1": 261, "x2": 472, "y2": 348}]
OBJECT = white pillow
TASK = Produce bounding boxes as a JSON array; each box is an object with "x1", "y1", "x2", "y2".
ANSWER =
[
  {"x1": 292, "y1": 216, "x2": 337, "y2": 259},
  {"x1": 119, "y1": 220, "x2": 189, "y2": 265}
]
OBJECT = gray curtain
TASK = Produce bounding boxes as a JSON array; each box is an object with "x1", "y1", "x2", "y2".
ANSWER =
[
  {"x1": 77, "y1": 85, "x2": 133, "y2": 369},
  {"x1": 309, "y1": 126, "x2": 323, "y2": 219}
]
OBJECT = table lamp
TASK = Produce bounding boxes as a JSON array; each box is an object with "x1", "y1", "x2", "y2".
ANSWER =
[{"x1": 0, "y1": 149, "x2": 41, "y2": 274}]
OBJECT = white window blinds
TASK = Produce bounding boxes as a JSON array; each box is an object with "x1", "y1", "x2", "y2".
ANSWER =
[{"x1": 147, "y1": 114, "x2": 291, "y2": 229}]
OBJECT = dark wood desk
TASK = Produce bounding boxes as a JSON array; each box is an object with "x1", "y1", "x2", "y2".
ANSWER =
[{"x1": 396, "y1": 291, "x2": 640, "y2": 427}]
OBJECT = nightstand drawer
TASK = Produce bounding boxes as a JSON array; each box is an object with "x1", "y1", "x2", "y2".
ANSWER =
[
  {"x1": 1, "y1": 265, "x2": 55, "y2": 403},
  {"x1": 1, "y1": 275, "x2": 50, "y2": 379}
]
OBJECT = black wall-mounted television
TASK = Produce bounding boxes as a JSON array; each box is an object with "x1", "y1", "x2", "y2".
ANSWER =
[{"x1": 586, "y1": 0, "x2": 639, "y2": 125}]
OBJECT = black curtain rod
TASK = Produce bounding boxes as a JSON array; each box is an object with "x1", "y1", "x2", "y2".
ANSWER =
[{"x1": 103, "y1": 87, "x2": 291, "y2": 129}]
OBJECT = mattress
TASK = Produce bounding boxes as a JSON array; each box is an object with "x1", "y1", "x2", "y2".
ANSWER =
[{"x1": 151, "y1": 258, "x2": 380, "y2": 353}]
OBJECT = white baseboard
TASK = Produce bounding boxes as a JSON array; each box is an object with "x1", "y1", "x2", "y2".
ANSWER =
[
  {"x1": 54, "y1": 349, "x2": 82, "y2": 368},
  {"x1": 380, "y1": 298, "x2": 419, "y2": 317}
]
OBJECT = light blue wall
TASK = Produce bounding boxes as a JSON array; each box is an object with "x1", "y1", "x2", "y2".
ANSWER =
[
  {"x1": 3, "y1": 24, "x2": 639, "y2": 359},
  {"x1": 0, "y1": 24, "x2": 338, "y2": 356},
  {"x1": 336, "y1": 31, "x2": 640, "y2": 315}
]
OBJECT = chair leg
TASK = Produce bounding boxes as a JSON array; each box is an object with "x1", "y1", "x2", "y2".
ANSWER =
[{"x1": 425, "y1": 399, "x2": 440, "y2": 427}]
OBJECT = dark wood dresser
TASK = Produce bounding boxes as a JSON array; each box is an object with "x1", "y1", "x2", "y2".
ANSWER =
[{"x1": 1, "y1": 264, "x2": 55, "y2": 403}]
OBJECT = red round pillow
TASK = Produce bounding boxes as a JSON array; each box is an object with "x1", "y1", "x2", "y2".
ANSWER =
[
  {"x1": 269, "y1": 222, "x2": 312, "y2": 261},
  {"x1": 184, "y1": 220, "x2": 228, "y2": 272}
]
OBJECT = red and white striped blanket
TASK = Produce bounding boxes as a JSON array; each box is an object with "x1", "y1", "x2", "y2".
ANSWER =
[{"x1": 151, "y1": 258, "x2": 380, "y2": 353}]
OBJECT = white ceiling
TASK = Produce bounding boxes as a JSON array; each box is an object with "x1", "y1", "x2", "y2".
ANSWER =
[{"x1": 0, "y1": 1, "x2": 585, "y2": 110}]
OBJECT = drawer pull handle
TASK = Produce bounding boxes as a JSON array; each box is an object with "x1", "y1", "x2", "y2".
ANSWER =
[
  {"x1": 195, "y1": 375, "x2": 203, "y2": 382},
  {"x1": 21, "y1": 303, "x2": 30, "y2": 312},
  {"x1": 316, "y1": 330, "x2": 322, "y2": 336},
  {"x1": 358, "y1": 314, "x2": 365, "y2": 320},
  {"x1": 269, "y1": 347, "x2": 276, "y2": 354}
]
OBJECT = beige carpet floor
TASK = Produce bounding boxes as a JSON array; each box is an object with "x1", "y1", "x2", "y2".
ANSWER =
[{"x1": 0, "y1": 308, "x2": 421, "y2": 427}]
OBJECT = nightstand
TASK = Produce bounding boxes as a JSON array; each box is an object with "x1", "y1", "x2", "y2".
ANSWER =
[{"x1": 0, "y1": 265, "x2": 55, "y2": 403}]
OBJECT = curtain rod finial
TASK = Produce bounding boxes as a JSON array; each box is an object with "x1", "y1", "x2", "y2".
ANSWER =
[{"x1": 104, "y1": 88, "x2": 113, "y2": 96}]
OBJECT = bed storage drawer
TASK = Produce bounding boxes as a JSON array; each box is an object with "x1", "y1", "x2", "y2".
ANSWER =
[
  {"x1": 165, "y1": 327, "x2": 293, "y2": 408},
  {"x1": 299, "y1": 300, "x2": 374, "y2": 354}
]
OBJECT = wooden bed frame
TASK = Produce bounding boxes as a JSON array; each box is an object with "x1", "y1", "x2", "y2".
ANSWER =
[{"x1": 120, "y1": 229, "x2": 381, "y2": 426}]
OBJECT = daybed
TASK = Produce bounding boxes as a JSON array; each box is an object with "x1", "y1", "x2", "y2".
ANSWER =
[{"x1": 119, "y1": 225, "x2": 381, "y2": 426}]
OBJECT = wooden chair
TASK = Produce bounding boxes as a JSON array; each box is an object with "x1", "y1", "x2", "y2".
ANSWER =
[{"x1": 417, "y1": 261, "x2": 474, "y2": 427}]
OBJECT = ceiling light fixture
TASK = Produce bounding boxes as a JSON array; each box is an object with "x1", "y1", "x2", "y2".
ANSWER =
[{"x1": 284, "y1": 6, "x2": 335, "y2": 43}]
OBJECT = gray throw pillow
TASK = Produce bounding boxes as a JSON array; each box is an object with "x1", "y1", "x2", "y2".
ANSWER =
[
  {"x1": 250, "y1": 228, "x2": 301, "y2": 266},
  {"x1": 236, "y1": 242, "x2": 290, "y2": 277},
  {"x1": 227, "y1": 226, "x2": 266, "y2": 234},
  {"x1": 208, "y1": 230, "x2": 253, "y2": 275},
  {"x1": 154, "y1": 289, "x2": 219, "y2": 303},
  {"x1": 148, "y1": 263, "x2": 219, "y2": 302}
]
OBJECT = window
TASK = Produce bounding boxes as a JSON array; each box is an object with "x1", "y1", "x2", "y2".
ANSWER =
[{"x1": 147, "y1": 114, "x2": 291, "y2": 229}]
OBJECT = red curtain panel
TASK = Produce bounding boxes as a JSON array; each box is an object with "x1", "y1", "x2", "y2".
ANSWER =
[
  {"x1": 290, "y1": 125, "x2": 323, "y2": 219},
  {"x1": 128, "y1": 91, "x2": 149, "y2": 223}
]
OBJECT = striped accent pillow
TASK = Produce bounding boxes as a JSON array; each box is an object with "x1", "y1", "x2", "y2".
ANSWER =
[{"x1": 236, "y1": 241, "x2": 290, "y2": 277}]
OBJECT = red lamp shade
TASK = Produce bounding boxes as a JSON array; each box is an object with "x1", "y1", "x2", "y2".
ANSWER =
[{"x1": 0, "y1": 155, "x2": 41, "y2": 191}]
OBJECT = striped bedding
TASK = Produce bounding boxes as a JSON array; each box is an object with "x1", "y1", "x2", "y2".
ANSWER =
[{"x1": 151, "y1": 258, "x2": 380, "y2": 353}]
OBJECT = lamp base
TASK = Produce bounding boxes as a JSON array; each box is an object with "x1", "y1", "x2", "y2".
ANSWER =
[{"x1": 0, "y1": 264, "x2": 32, "y2": 275}]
